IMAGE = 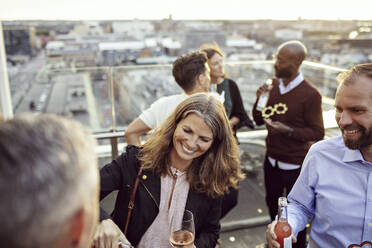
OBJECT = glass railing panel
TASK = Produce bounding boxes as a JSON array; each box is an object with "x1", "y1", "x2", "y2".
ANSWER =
[
  {"x1": 8, "y1": 67, "x2": 38, "y2": 114},
  {"x1": 9, "y1": 65, "x2": 113, "y2": 133},
  {"x1": 112, "y1": 64, "x2": 182, "y2": 130},
  {"x1": 301, "y1": 61, "x2": 346, "y2": 129},
  {"x1": 108, "y1": 61, "x2": 275, "y2": 131},
  {"x1": 7, "y1": 60, "x2": 346, "y2": 134},
  {"x1": 225, "y1": 61, "x2": 274, "y2": 127},
  {"x1": 302, "y1": 61, "x2": 346, "y2": 100}
]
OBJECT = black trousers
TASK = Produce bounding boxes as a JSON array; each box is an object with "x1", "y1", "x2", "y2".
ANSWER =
[{"x1": 263, "y1": 156, "x2": 307, "y2": 248}]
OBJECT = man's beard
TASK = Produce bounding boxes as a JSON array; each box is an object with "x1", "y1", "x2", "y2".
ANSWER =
[
  {"x1": 342, "y1": 125, "x2": 372, "y2": 150},
  {"x1": 275, "y1": 67, "x2": 292, "y2": 79}
]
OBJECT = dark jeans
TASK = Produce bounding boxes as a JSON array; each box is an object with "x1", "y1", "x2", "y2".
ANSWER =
[{"x1": 263, "y1": 156, "x2": 307, "y2": 248}]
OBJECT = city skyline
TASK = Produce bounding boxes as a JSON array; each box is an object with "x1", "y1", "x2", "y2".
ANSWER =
[{"x1": 2, "y1": 0, "x2": 372, "y2": 21}]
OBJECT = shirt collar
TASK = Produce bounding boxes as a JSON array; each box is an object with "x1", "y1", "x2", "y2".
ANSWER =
[
  {"x1": 343, "y1": 148, "x2": 365, "y2": 163},
  {"x1": 278, "y1": 73, "x2": 304, "y2": 95}
]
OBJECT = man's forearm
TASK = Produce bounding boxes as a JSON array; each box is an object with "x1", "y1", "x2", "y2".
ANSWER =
[
  {"x1": 229, "y1": 116, "x2": 240, "y2": 128},
  {"x1": 125, "y1": 118, "x2": 151, "y2": 146},
  {"x1": 125, "y1": 133, "x2": 142, "y2": 146}
]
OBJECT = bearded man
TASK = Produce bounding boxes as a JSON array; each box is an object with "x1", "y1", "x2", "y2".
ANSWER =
[{"x1": 266, "y1": 63, "x2": 372, "y2": 248}]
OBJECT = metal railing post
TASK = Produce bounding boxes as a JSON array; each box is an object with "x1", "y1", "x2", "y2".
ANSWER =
[
  {"x1": 110, "y1": 137, "x2": 118, "y2": 160},
  {"x1": 108, "y1": 67, "x2": 118, "y2": 159},
  {"x1": 0, "y1": 21, "x2": 13, "y2": 119}
]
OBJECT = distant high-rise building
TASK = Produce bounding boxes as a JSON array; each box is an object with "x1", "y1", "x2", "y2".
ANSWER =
[{"x1": 3, "y1": 25, "x2": 36, "y2": 57}]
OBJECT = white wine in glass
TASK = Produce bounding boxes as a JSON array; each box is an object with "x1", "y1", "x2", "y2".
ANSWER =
[{"x1": 169, "y1": 210, "x2": 195, "y2": 248}]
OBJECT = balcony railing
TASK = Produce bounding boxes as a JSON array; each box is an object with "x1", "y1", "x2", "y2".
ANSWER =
[{"x1": 4, "y1": 60, "x2": 346, "y2": 159}]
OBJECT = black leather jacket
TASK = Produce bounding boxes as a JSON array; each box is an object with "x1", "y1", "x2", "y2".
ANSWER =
[{"x1": 99, "y1": 145, "x2": 221, "y2": 247}]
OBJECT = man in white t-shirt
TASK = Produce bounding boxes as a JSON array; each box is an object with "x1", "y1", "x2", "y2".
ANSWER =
[{"x1": 125, "y1": 50, "x2": 222, "y2": 145}]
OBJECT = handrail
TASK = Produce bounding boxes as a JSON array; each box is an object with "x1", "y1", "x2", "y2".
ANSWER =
[
  {"x1": 92, "y1": 130, "x2": 124, "y2": 159},
  {"x1": 302, "y1": 61, "x2": 347, "y2": 72},
  {"x1": 92, "y1": 130, "x2": 125, "y2": 139}
]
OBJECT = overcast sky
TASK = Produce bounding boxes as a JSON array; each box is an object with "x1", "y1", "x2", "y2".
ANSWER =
[{"x1": 1, "y1": 0, "x2": 372, "y2": 20}]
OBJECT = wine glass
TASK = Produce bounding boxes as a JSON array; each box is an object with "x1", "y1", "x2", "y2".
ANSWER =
[{"x1": 169, "y1": 209, "x2": 195, "y2": 248}]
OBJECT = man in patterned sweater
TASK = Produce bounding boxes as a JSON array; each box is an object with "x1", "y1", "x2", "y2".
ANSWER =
[{"x1": 252, "y1": 40, "x2": 324, "y2": 248}]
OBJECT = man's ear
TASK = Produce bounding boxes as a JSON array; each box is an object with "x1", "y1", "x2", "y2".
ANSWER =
[
  {"x1": 196, "y1": 74, "x2": 202, "y2": 85},
  {"x1": 69, "y1": 208, "x2": 85, "y2": 248},
  {"x1": 197, "y1": 73, "x2": 207, "y2": 88},
  {"x1": 295, "y1": 59, "x2": 303, "y2": 67},
  {"x1": 293, "y1": 55, "x2": 304, "y2": 67}
]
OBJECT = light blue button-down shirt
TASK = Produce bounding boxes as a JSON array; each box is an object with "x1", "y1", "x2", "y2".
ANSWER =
[{"x1": 287, "y1": 136, "x2": 372, "y2": 247}]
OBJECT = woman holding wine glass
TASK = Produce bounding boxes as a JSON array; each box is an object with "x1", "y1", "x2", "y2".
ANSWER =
[
  {"x1": 169, "y1": 209, "x2": 195, "y2": 247},
  {"x1": 92, "y1": 93, "x2": 244, "y2": 248}
]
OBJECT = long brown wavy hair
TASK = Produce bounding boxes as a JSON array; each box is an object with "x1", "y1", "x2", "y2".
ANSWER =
[{"x1": 138, "y1": 93, "x2": 244, "y2": 198}]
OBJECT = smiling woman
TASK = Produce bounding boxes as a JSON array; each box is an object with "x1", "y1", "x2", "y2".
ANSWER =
[
  {"x1": 94, "y1": 93, "x2": 245, "y2": 248},
  {"x1": 171, "y1": 113, "x2": 214, "y2": 170},
  {"x1": 141, "y1": 93, "x2": 243, "y2": 196}
]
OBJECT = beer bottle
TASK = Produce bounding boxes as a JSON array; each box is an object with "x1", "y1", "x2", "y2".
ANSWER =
[
  {"x1": 256, "y1": 79, "x2": 273, "y2": 111},
  {"x1": 274, "y1": 197, "x2": 292, "y2": 248}
]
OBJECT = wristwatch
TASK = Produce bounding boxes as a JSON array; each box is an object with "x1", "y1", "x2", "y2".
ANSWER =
[{"x1": 287, "y1": 127, "x2": 294, "y2": 137}]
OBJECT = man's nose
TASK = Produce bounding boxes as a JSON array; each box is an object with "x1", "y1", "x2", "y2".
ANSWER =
[{"x1": 337, "y1": 111, "x2": 353, "y2": 127}]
